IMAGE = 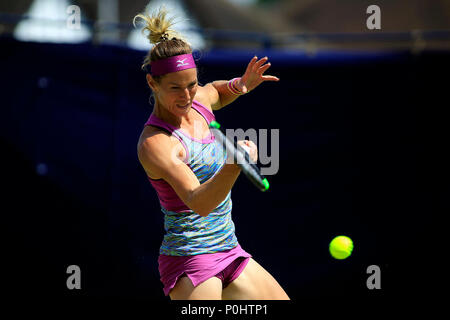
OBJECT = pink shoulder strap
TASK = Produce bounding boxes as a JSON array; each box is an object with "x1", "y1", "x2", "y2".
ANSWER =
[{"x1": 191, "y1": 100, "x2": 215, "y2": 124}]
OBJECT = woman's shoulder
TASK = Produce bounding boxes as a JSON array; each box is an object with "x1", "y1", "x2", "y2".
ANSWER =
[
  {"x1": 137, "y1": 126, "x2": 185, "y2": 179},
  {"x1": 138, "y1": 125, "x2": 173, "y2": 151}
]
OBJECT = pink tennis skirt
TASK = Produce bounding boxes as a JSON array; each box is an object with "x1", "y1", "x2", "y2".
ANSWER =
[{"x1": 158, "y1": 244, "x2": 252, "y2": 296}]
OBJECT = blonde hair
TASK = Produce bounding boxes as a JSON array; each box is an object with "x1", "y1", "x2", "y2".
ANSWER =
[{"x1": 133, "y1": 6, "x2": 193, "y2": 79}]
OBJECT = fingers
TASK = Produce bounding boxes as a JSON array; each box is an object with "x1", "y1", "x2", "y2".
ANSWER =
[
  {"x1": 254, "y1": 56, "x2": 268, "y2": 69},
  {"x1": 238, "y1": 139, "x2": 256, "y2": 149},
  {"x1": 247, "y1": 56, "x2": 268, "y2": 72},
  {"x1": 246, "y1": 56, "x2": 258, "y2": 73},
  {"x1": 261, "y1": 75, "x2": 280, "y2": 81},
  {"x1": 238, "y1": 140, "x2": 258, "y2": 162},
  {"x1": 254, "y1": 57, "x2": 280, "y2": 79},
  {"x1": 246, "y1": 140, "x2": 256, "y2": 148},
  {"x1": 257, "y1": 62, "x2": 272, "y2": 75},
  {"x1": 244, "y1": 56, "x2": 280, "y2": 85},
  {"x1": 245, "y1": 140, "x2": 258, "y2": 163}
]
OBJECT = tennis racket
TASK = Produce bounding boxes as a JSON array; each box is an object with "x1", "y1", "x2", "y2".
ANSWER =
[{"x1": 209, "y1": 121, "x2": 269, "y2": 192}]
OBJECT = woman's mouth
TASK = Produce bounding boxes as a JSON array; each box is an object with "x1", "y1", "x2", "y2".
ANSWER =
[{"x1": 176, "y1": 102, "x2": 190, "y2": 109}]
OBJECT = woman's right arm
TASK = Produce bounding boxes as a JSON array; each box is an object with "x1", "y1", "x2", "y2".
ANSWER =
[{"x1": 138, "y1": 133, "x2": 241, "y2": 217}]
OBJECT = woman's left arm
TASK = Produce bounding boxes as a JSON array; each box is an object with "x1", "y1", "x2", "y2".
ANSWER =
[{"x1": 204, "y1": 56, "x2": 279, "y2": 111}]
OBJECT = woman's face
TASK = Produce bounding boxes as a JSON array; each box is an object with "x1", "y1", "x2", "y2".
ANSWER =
[{"x1": 148, "y1": 68, "x2": 198, "y2": 117}]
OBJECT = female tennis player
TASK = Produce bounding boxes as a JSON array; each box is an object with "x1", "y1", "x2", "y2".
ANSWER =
[{"x1": 135, "y1": 7, "x2": 289, "y2": 300}]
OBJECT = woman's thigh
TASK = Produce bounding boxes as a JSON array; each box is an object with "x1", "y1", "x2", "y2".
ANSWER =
[
  {"x1": 221, "y1": 258, "x2": 290, "y2": 300},
  {"x1": 169, "y1": 275, "x2": 223, "y2": 300}
]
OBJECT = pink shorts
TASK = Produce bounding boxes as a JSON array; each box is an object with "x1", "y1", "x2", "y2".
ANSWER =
[{"x1": 158, "y1": 244, "x2": 252, "y2": 296}]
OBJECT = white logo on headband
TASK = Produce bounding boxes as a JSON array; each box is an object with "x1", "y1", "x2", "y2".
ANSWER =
[{"x1": 176, "y1": 58, "x2": 189, "y2": 67}]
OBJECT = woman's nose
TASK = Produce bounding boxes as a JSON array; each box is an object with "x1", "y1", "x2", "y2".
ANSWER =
[{"x1": 181, "y1": 88, "x2": 190, "y2": 99}]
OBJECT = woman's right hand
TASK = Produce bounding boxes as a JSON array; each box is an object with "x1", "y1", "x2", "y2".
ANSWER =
[{"x1": 237, "y1": 140, "x2": 258, "y2": 163}]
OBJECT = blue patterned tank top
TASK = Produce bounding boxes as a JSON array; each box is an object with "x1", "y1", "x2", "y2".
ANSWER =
[{"x1": 144, "y1": 100, "x2": 238, "y2": 256}]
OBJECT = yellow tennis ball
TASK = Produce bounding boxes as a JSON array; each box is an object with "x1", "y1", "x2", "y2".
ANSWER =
[{"x1": 329, "y1": 236, "x2": 354, "y2": 260}]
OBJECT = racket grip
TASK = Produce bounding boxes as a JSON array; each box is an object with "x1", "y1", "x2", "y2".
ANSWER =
[
  {"x1": 210, "y1": 121, "x2": 269, "y2": 192},
  {"x1": 236, "y1": 150, "x2": 270, "y2": 192}
]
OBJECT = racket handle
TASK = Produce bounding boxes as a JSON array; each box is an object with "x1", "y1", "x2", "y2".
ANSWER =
[
  {"x1": 236, "y1": 143, "x2": 270, "y2": 192},
  {"x1": 210, "y1": 121, "x2": 269, "y2": 192}
]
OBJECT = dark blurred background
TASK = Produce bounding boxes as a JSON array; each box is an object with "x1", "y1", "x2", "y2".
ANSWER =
[{"x1": 2, "y1": 0, "x2": 449, "y2": 307}]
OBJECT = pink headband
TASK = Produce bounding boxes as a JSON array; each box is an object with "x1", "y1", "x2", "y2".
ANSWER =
[{"x1": 150, "y1": 53, "x2": 196, "y2": 76}]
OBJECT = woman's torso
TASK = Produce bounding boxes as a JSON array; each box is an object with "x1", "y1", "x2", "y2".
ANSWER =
[{"x1": 140, "y1": 98, "x2": 238, "y2": 256}]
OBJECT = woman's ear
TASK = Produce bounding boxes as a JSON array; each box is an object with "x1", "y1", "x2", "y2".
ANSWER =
[{"x1": 146, "y1": 74, "x2": 158, "y2": 91}]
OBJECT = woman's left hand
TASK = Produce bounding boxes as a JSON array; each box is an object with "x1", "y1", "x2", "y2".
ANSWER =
[{"x1": 236, "y1": 56, "x2": 280, "y2": 93}]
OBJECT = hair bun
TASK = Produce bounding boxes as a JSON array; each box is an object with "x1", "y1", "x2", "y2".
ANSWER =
[
  {"x1": 133, "y1": 6, "x2": 183, "y2": 45},
  {"x1": 133, "y1": 6, "x2": 193, "y2": 73},
  {"x1": 160, "y1": 33, "x2": 169, "y2": 41}
]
